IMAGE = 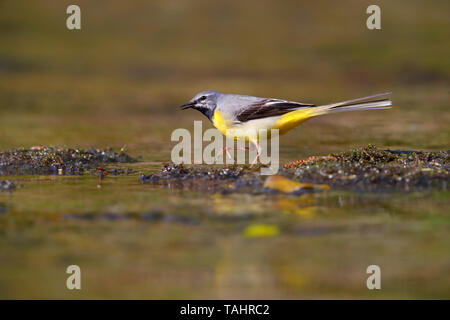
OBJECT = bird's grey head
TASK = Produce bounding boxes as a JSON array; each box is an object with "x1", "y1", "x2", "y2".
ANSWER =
[{"x1": 179, "y1": 90, "x2": 221, "y2": 121}]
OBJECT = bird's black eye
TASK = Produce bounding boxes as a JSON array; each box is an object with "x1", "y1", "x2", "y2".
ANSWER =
[{"x1": 198, "y1": 96, "x2": 207, "y2": 101}]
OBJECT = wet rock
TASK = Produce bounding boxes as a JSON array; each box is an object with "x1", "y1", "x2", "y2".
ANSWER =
[
  {"x1": 140, "y1": 145, "x2": 449, "y2": 193},
  {"x1": 0, "y1": 147, "x2": 137, "y2": 176},
  {"x1": 141, "y1": 210, "x2": 164, "y2": 222},
  {"x1": 288, "y1": 145, "x2": 449, "y2": 190},
  {"x1": 154, "y1": 164, "x2": 244, "y2": 180},
  {"x1": 63, "y1": 211, "x2": 199, "y2": 226},
  {"x1": 64, "y1": 213, "x2": 96, "y2": 221},
  {"x1": 140, "y1": 174, "x2": 160, "y2": 184},
  {"x1": 99, "y1": 212, "x2": 127, "y2": 221},
  {"x1": 163, "y1": 214, "x2": 200, "y2": 225},
  {"x1": 140, "y1": 164, "x2": 250, "y2": 192},
  {"x1": 0, "y1": 180, "x2": 16, "y2": 193}
]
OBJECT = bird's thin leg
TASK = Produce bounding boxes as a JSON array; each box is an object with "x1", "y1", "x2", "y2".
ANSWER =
[
  {"x1": 215, "y1": 143, "x2": 255, "y2": 162},
  {"x1": 225, "y1": 148, "x2": 233, "y2": 160},
  {"x1": 236, "y1": 141, "x2": 256, "y2": 152},
  {"x1": 215, "y1": 147, "x2": 233, "y2": 161},
  {"x1": 249, "y1": 142, "x2": 261, "y2": 168}
]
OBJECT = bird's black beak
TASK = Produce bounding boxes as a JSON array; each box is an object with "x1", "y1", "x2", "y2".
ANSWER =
[{"x1": 179, "y1": 102, "x2": 196, "y2": 110}]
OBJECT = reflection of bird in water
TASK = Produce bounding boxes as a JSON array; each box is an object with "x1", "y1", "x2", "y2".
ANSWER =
[
  {"x1": 273, "y1": 195, "x2": 317, "y2": 218},
  {"x1": 211, "y1": 191, "x2": 318, "y2": 218}
]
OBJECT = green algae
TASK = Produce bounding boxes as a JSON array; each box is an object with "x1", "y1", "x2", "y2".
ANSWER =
[
  {"x1": 290, "y1": 145, "x2": 449, "y2": 190},
  {"x1": 139, "y1": 145, "x2": 449, "y2": 193},
  {"x1": 0, "y1": 147, "x2": 137, "y2": 176}
]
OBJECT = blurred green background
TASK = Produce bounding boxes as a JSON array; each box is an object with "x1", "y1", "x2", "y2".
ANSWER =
[{"x1": 0, "y1": 0, "x2": 449, "y2": 299}]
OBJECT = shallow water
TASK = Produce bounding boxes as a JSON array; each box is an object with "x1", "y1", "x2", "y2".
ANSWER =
[{"x1": 0, "y1": 171, "x2": 449, "y2": 299}]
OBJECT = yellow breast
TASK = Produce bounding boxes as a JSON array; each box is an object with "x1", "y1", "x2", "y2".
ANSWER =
[
  {"x1": 212, "y1": 111, "x2": 230, "y2": 136},
  {"x1": 212, "y1": 110, "x2": 277, "y2": 142}
]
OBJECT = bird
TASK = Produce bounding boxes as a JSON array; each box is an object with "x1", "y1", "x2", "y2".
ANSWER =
[{"x1": 179, "y1": 90, "x2": 392, "y2": 165}]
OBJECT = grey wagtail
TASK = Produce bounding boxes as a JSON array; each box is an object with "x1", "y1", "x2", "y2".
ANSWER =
[{"x1": 179, "y1": 91, "x2": 392, "y2": 164}]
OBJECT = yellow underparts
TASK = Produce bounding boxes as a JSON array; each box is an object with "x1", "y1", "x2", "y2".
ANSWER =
[
  {"x1": 273, "y1": 108, "x2": 323, "y2": 135},
  {"x1": 213, "y1": 108, "x2": 325, "y2": 142},
  {"x1": 213, "y1": 111, "x2": 262, "y2": 143},
  {"x1": 212, "y1": 111, "x2": 231, "y2": 137}
]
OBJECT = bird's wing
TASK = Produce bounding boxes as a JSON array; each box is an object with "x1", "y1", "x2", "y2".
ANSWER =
[{"x1": 235, "y1": 98, "x2": 315, "y2": 122}]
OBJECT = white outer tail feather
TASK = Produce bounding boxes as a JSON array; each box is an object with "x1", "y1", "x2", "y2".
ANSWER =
[{"x1": 315, "y1": 92, "x2": 392, "y2": 115}]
